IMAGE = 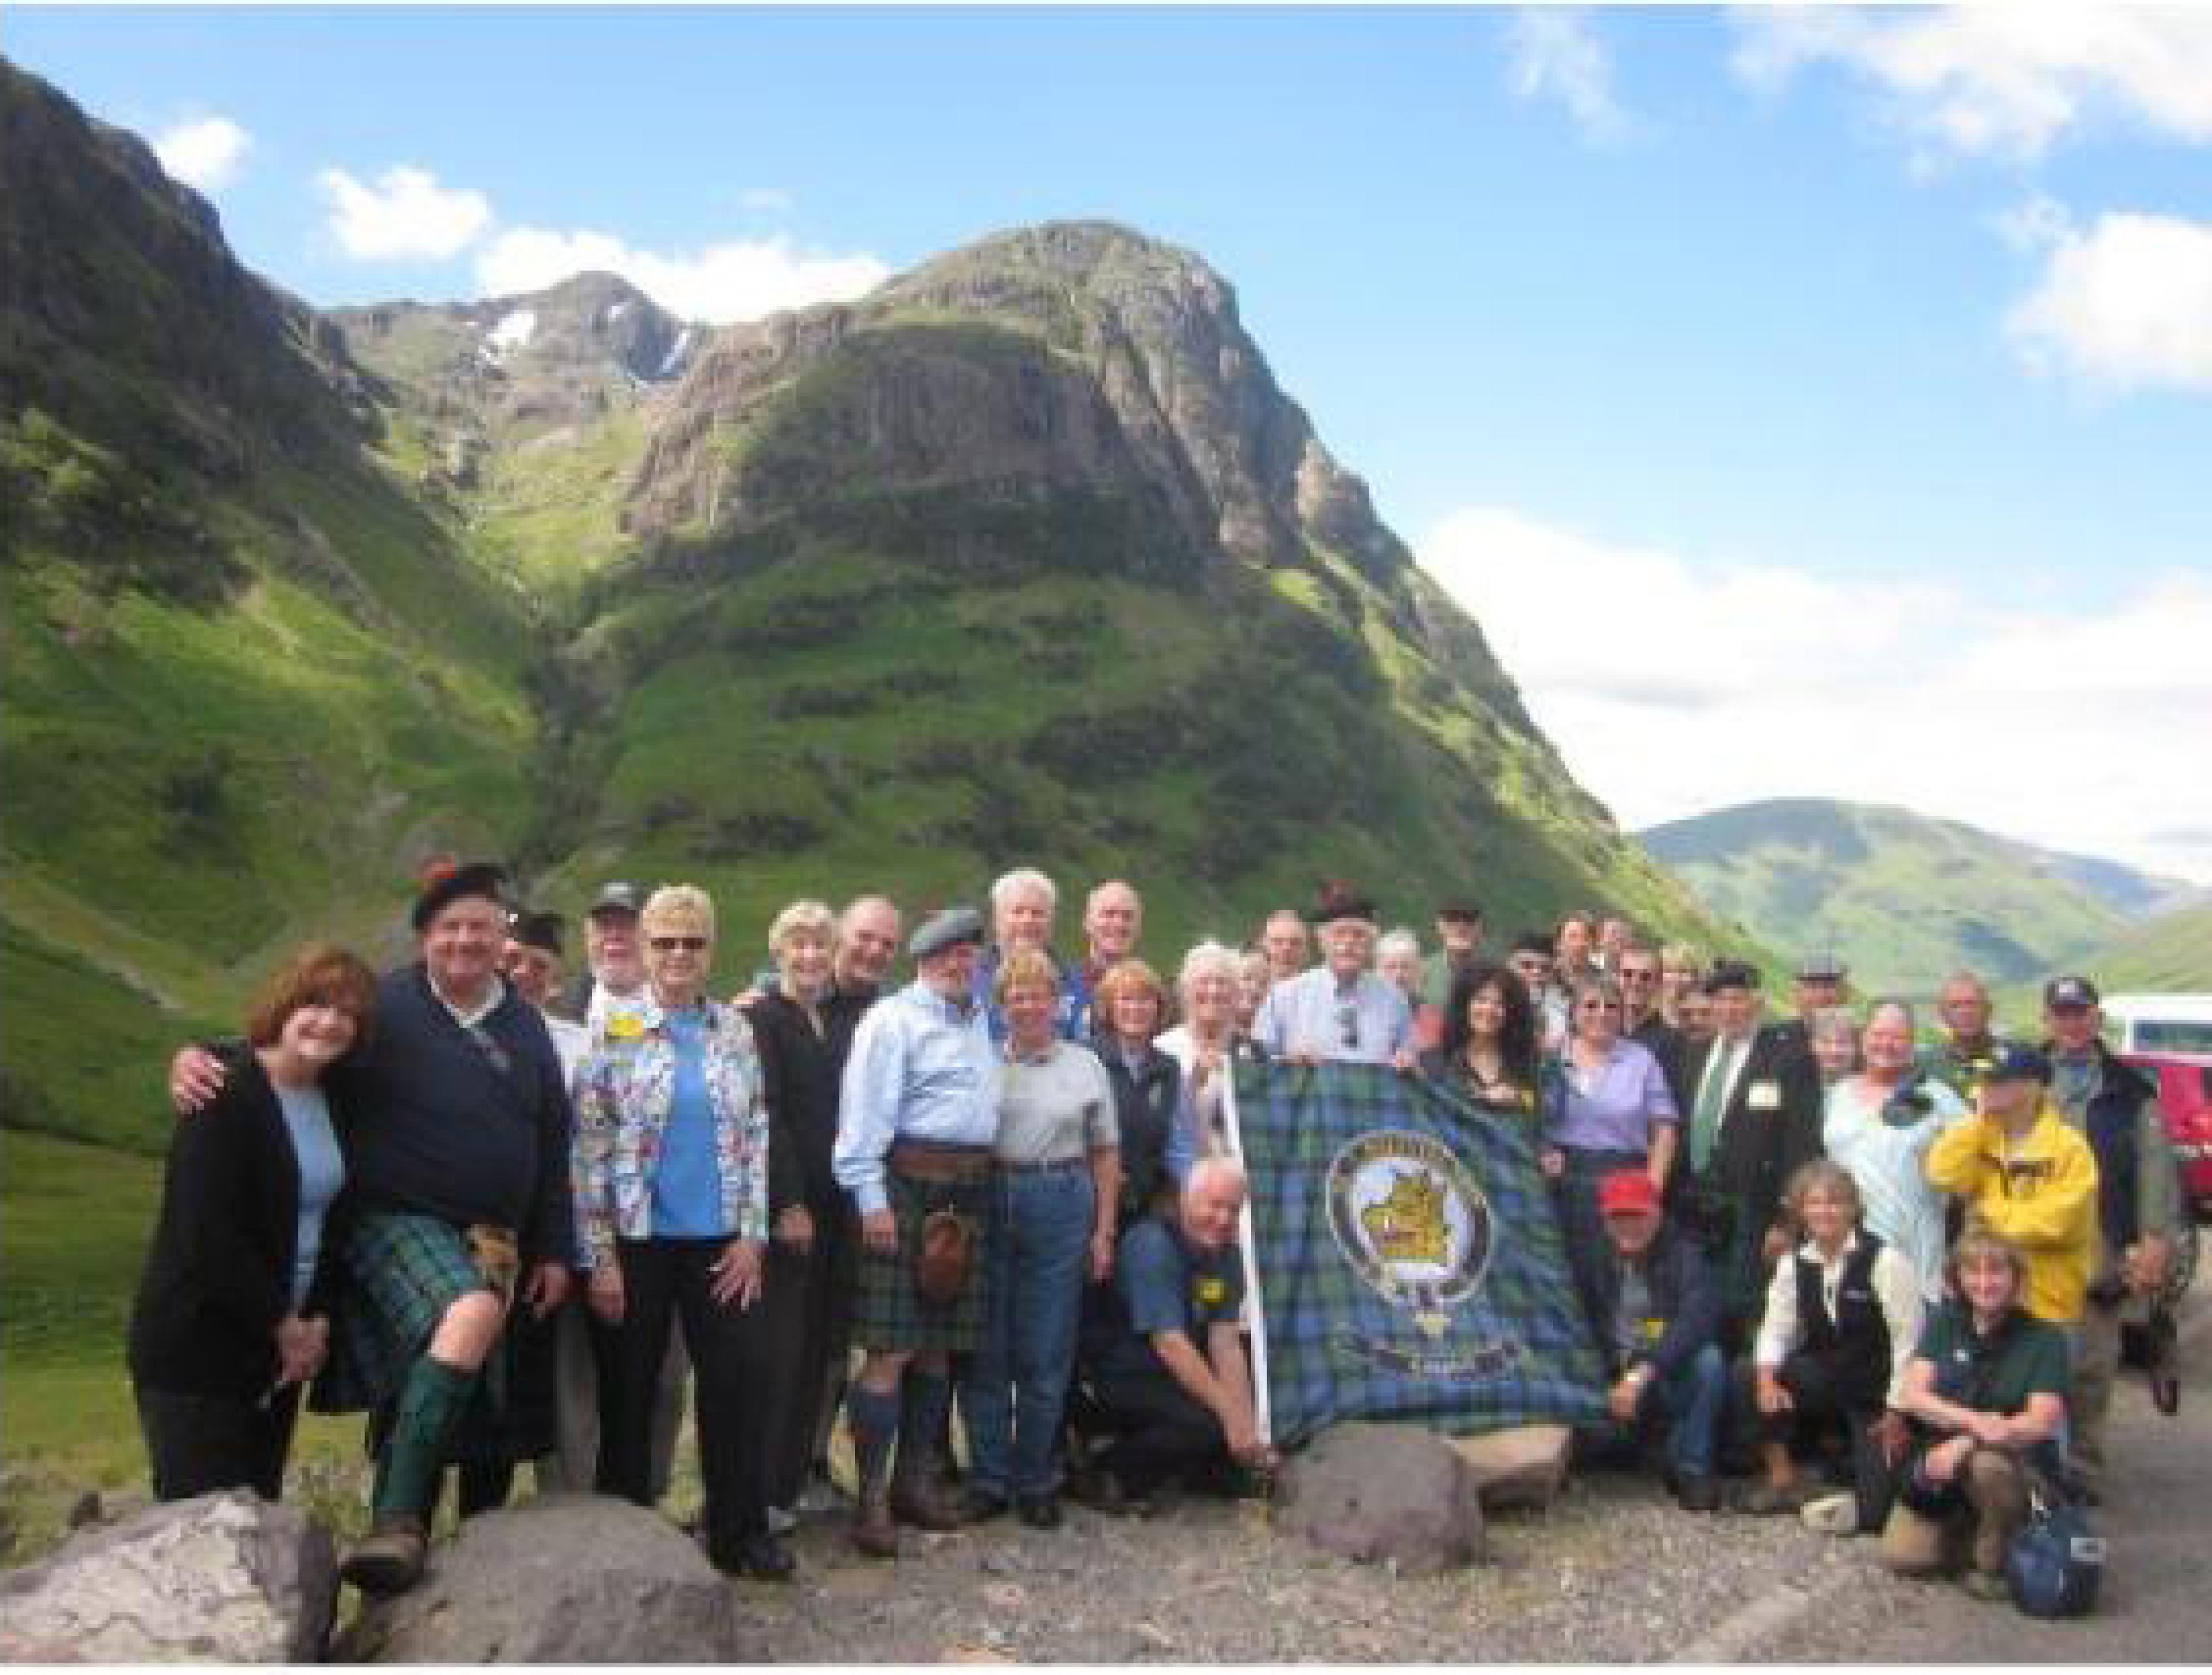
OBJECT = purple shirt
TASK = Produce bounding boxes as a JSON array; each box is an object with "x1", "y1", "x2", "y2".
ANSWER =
[{"x1": 1551, "y1": 1038, "x2": 1678, "y2": 1156}]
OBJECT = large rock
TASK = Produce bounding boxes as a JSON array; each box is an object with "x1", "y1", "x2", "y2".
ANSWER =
[
  {"x1": 338, "y1": 1492, "x2": 748, "y2": 1663},
  {"x1": 1274, "y1": 1422, "x2": 1486, "y2": 1576},
  {"x1": 1448, "y1": 1423, "x2": 1573, "y2": 1511},
  {"x1": 0, "y1": 1490, "x2": 336, "y2": 1663}
]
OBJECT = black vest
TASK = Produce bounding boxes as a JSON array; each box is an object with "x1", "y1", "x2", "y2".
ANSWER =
[{"x1": 1797, "y1": 1232, "x2": 1891, "y2": 1412}]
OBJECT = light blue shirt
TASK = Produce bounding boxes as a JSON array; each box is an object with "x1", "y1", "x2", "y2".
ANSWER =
[
  {"x1": 1251, "y1": 967, "x2": 1412, "y2": 1065},
  {"x1": 649, "y1": 1006, "x2": 728, "y2": 1237},
  {"x1": 834, "y1": 979, "x2": 1001, "y2": 1214},
  {"x1": 274, "y1": 1082, "x2": 345, "y2": 1310}
]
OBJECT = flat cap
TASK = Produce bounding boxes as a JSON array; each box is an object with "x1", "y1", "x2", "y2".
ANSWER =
[
  {"x1": 2043, "y1": 974, "x2": 2100, "y2": 1011},
  {"x1": 909, "y1": 905, "x2": 986, "y2": 960},
  {"x1": 412, "y1": 859, "x2": 511, "y2": 931},
  {"x1": 1797, "y1": 949, "x2": 1848, "y2": 981}
]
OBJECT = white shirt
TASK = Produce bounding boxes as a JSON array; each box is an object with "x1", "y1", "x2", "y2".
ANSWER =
[{"x1": 1754, "y1": 1230, "x2": 1924, "y2": 1409}]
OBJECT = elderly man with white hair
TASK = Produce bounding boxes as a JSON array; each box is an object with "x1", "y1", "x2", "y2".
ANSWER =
[
  {"x1": 1069, "y1": 1157, "x2": 1277, "y2": 1512},
  {"x1": 971, "y1": 866, "x2": 1090, "y2": 1044},
  {"x1": 1251, "y1": 882, "x2": 1415, "y2": 1069}
]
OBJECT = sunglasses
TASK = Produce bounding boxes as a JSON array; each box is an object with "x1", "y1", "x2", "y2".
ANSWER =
[{"x1": 650, "y1": 935, "x2": 709, "y2": 952}]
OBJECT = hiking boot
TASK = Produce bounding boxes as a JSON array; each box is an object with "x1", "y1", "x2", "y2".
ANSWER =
[
  {"x1": 889, "y1": 1474, "x2": 964, "y2": 1530},
  {"x1": 1733, "y1": 1479, "x2": 1811, "y2": 1516},
  {"x1": 849, "y1": 1491, "x2": 899, "y2": 1560},
  {"x1": 340, "y1": 1513, "x2": 428, "y2": 1595},
  {"x1": 1674, "y1": 1473, "x2": 1723, "y2": 1513},
  {"x1": 960, "y1": 1487, "x2": 1012, "y2": 1523},
  {"x1": 1016, "y1": 1494, "x2": 1063, "y2": 1530}
]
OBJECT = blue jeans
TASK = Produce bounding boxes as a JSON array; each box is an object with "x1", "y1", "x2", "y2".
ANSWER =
[
  {"x1": 1642, "y1": 1342, "x2": 1727, "y2": 1478},
  {"x1": 964, "y1": 1163, "x2": 1095, "y2": 1499}
]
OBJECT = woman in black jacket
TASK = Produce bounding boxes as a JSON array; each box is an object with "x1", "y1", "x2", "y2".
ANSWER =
[
  {"x1": 129, "y1": 943, "x2": 377, "y2": 1499},
  {"x1": 1090, "y1": 961, "x2": 1185, "y2": 1228}
]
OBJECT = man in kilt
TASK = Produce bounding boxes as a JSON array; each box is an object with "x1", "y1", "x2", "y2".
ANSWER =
[
  {"x1": 832, "y1": 907, "x2": 1000, "y2": 1559},
  {"x1": 174, "y1": 861, "x2": 575, "y2": 1592}
]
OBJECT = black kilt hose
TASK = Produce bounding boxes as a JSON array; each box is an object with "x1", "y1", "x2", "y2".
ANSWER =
[{"x1": 850, "y1": 1147, "x2": 993, "y2": 1355}]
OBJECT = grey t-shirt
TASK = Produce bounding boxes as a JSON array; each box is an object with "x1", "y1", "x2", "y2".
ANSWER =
[{"x1": 992, "y1": 1040, "x2": 1117, "y2": 1165}]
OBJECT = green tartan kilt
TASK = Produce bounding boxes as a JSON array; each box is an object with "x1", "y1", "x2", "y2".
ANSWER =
[
  {"x1": 850, "y1": 1169, "x2": 992, "y2": 1355},
  {"x1": 315, "y1": 1210, "x2": 500, "y2": 1415}
]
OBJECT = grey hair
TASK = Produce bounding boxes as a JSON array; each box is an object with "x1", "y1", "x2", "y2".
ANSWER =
[
  {"x1": 1376, "y1": 928, "x2": 1421, "y2": 966},
  {"x1": 1186, "y1": 1155, "x2": 1249, "y2": 1202},
  {"x1": 990, "y1": 867, "x2": 1058, "y2": 917},
  {"x1": 1177, "y1": 939, "x2": 1242, "y2": 1000},
  {"x1": 1865, "y1": 997, "x2": 1918, "y2": 1036}
]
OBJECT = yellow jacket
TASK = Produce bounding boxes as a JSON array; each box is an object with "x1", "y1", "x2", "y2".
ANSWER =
[{"x1": 1925, "y1": 1105, "x2": 2100, "y2": 1324}]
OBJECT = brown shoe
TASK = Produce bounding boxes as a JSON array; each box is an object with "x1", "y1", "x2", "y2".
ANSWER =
[
  {"x1": 850, "y1": 1492, "x2": 899, "y2": 1560},
  {"x1": 889, "y1": 1475, "x2": 964, "y2": 1532},
  {"x1": 341, "y1": 1513, "x2": 428, "y2": 1595}
]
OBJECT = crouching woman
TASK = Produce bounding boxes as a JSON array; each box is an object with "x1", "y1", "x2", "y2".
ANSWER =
[{"x1": 1881, "y1": 1227, "x2": 2069, "y2": 1600}]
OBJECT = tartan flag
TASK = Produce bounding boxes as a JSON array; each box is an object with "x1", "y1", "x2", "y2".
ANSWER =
[{"x1": 1231, "y1": 1060, "x2": 1608, "y2": 1447}]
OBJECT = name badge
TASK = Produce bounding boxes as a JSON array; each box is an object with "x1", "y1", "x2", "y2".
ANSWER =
[
  {"x1": 1196, "y1": 1276, "x2": 1227, "y2": 1309},
  {"x1": 1641, "y1": 1317, "x2": 1666, "y2": 1343},
  {"x1": 1747, "y1": 1079, "x2": 1781, "y2": 1111}
]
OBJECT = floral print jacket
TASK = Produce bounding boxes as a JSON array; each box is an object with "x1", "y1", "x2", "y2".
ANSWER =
[{"x1": 572, "y1": 994, "x2": 770, "y2": 1269}]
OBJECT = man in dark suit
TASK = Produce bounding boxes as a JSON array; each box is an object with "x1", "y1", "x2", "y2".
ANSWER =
[{"x1": 1673, "y1": 959, "x2": 1823, "y2": 1353}]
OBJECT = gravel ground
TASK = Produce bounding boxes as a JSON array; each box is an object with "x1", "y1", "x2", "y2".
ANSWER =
[{"x1": 731, "y1": 1470, "x2": 1881, "y2": 1664}]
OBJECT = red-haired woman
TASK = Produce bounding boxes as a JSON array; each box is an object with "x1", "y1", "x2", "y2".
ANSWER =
[{"x1": 129, "y1": 943, "x2": 378, "y2": 1499}]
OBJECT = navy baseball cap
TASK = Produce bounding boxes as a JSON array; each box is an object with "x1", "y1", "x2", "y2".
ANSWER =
[
  {"x1": 2043, "y1": 975, "x2": 2099, "y2": 1011},
  {"x1": 1986, "y1": 1043, "x2": 2053, "y2": 1084}
]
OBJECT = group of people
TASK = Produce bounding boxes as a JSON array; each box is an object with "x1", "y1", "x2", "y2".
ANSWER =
[{"x1": 125, "y1": 863, "x2": 2182, "y2": 1611}]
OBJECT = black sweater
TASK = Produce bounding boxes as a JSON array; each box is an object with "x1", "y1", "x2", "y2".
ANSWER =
[
  {"x1": 748, "y1": 986, "x2": 873, "y2": 1216},
  {"x1": 128, "y1": 1056, "x2": 339, "y2": 1396},
  {"x1": 328, "y1": 966, "x2": 575, "y2": 1264}
]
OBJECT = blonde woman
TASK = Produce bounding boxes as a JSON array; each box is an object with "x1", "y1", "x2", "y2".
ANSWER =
[{"x1": 574, "y1": 885, "x2": 784, "y2": 1579}]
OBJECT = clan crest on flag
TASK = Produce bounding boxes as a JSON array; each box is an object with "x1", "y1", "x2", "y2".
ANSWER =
[{"x1": 1229, "y1": 1061, "x2": 1608, "y2": 1448}]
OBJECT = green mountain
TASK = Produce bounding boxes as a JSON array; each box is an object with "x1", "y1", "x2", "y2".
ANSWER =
[
  {"x1": 2080, "y1": 902, "x2": 2212, "y2": 993},
  {"x1": 1639, "y1": 797, "x2": 2197, "y2": 996},
  {"x1": 2, "y1": 58, "x2": 1746, "y2": 1160}
]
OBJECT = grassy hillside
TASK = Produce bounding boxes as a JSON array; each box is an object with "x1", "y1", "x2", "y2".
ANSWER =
[
  {"x1": 2084, "y1": 902, "x2": 2212, "y2": 993},
  {"x1": 1640, "y1": 797, "x2": 2159, "y2": 995}
]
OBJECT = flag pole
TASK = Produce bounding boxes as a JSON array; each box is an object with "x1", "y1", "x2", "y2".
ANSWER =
[{"x1": 1222, "y1": 1064, "x2": 1271, "y2": 1446}]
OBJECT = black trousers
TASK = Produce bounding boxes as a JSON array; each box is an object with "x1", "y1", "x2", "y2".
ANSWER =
[
  {"x1": 602, "y1": 1237, "x2": 775, "y2": 1561},
  {"x1": 1078, "y1": 1360, "x2": 1228, "y2": 1493},
  {"x1": 1742, "y1": 1350, "x2": 1900, "y2": 1533},
  {"x1": 761, "y1": 1202, "x2": 857, "y2": 1508},
  {"x1": 136, "y1": 1382, "x2": 300, "y2": 1502}
]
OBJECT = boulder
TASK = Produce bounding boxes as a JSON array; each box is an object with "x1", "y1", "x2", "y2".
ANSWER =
[
  {"x1": 0, "y1": 1490, "x2": 336, "y2": 1664},
  {"x1": 1448, "y1": 1423, "x2": 1572, "y2": 1511},
  {"x1": 338, "y1": 1492, "x2": 750, "y2": 1663},
  {"x1": 1274, "y1": 1422, "x2": 1485, "y2": 1576}
]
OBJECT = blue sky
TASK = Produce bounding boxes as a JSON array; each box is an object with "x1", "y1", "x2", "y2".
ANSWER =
[{"x1": 13, "y1": 5, "x2": 2212, "y2": 881}]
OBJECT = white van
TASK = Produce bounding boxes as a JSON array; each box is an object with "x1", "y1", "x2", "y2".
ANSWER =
[{"x1": 2101, "y1": 993, "x2": 2212, "y2": 1058}]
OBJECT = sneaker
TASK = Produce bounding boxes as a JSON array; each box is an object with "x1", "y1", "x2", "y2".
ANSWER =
[{"x1": 1799, "y1": 1491, "x2": 1859, "y2": 1536}]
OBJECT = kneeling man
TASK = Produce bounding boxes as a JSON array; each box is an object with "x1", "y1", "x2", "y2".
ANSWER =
[{"x1": 1072, "y1": 1159, "x2": 1276, "y2": 1508}]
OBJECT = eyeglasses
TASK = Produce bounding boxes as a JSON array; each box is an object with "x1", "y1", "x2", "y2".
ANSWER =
[
  {"x1": 1620, "y1": 969, "x2": 1659, "y2": 984},
  {"x1": 650, "y1": 936, "x2": 709, "y2": 952}
]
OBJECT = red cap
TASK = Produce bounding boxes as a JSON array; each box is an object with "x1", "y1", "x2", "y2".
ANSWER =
[{"x1": 1598, "y1": 1169, "x2": 1661, "y2": 1219}]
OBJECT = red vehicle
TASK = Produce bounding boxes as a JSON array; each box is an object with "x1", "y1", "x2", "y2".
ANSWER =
[{"x1": 2121, "y1": 1052, "x2": 2211, "y2": 1303}]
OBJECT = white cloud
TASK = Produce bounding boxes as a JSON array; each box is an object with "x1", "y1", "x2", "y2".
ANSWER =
[
  {"x1": 1732, "y1": 6, "x2": 2212, "y2": 162},
  {"x1": 152, "y1": 116, "x2": 250, "y2": 193},
  {"x1": 1418, "y1": 506, "x2": 2212, "y2": 883},
  {"x1": 2006, "y1": 206, "x2": 2212, "y2": 393},
  {"x1": 737, "y1": 187, "x2": 795, "y2": 213},
  {"x1": 317, "y1": 165, "x2": 493, "y2": 260},
  {"x1": 475, "y1": 228, "x2": 889, "y2": 324},
  {"x1": 1506, "y1": 9, "x2": 1634, "y2": 146}
]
